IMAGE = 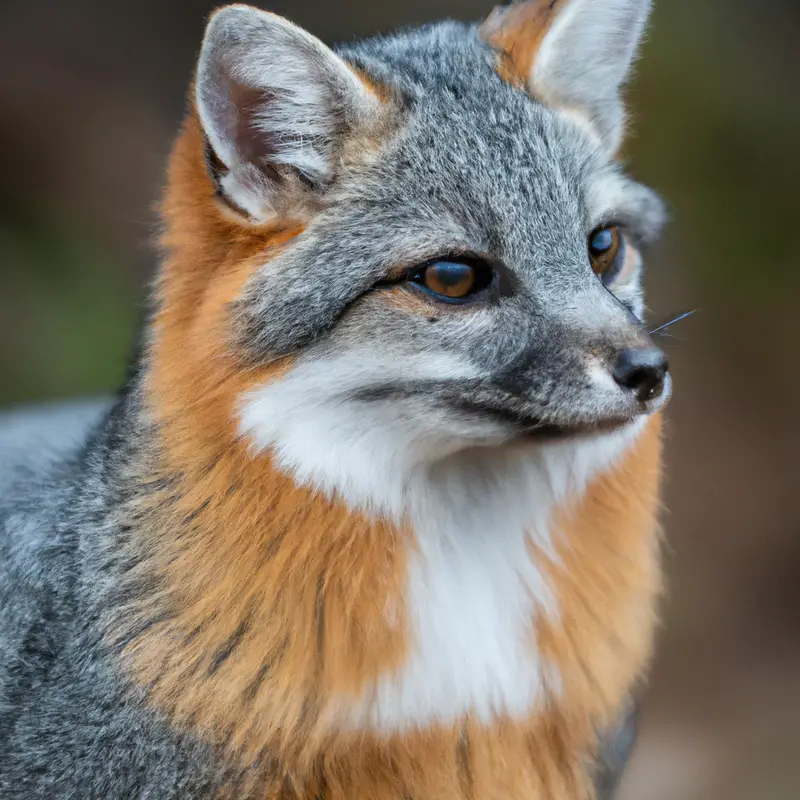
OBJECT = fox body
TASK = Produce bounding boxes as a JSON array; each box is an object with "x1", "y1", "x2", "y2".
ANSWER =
[{"x1": 0, "y1": 1, "x2": 669, "y2": 798}]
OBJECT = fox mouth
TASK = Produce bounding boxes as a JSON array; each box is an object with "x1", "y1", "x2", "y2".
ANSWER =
[
  {"x1": 442, "y1": 372, "x2": 671, "y2": 441},
  {"x1": 522, "y1": 417, "x2": 636, "y2": 440},
  {"x1": 352, "y1": 372, "x2": 670, "y2": 442},
  {"x1": 448, "y1": 399, "x2": 637, "y2": 440}
]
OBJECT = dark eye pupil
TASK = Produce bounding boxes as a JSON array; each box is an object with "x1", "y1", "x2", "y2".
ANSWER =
[{"x1": 429, "y1": 262, "x2": 471, "y2": 288}]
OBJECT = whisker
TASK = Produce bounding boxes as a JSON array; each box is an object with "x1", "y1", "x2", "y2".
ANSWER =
[{"x1": 649, "y1": 309, "x2": 698, "y2": 336}]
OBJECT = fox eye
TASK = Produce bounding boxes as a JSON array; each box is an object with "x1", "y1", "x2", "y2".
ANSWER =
[
  {"x1": 410, "y1": 260, "x2": 494, "y2": 303},
  {"x1": 589, "y1": 226, "x2": 624, "y2": 281}
]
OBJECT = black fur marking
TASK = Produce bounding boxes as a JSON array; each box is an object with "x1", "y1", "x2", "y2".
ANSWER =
[
  {"x1": 207, "y1": 610, "x2": 254, "y2": 676},
  {"x1": 242, "y1": 634, "x2": 290, "y2": 704},
  {"x1": 203, "y1": 135, "x2": 228, "y2": 197},
  {"x1": 111, "y1": 611, "x2": 176, "y2": 654},
  {"x1": 457, "y1": 725, "x2": 474, "y2": 798}
]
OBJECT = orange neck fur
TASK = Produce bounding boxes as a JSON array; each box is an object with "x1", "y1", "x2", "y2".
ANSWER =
[{"x1": 116, "y1": 115, "x2": 664, "y2": 799}]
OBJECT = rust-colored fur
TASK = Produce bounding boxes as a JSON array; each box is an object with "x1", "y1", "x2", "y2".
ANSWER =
[
  {"x1": 117, "y1": 76, "x2": 663, "y2": 800},
  {"x1": 480, "y1": 0, "x2": 570, "y2": 87},
  {"x1": 127, "y1": 116, "x2": 411, "y2": 762}
]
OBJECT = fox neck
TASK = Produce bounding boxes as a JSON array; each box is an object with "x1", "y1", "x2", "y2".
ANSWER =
[{"x1": 110, "y1": 118, "x2": 663, "y2": 794}]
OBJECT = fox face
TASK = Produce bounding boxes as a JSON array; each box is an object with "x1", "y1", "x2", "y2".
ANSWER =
[{"x1": 178, "y1": 0, "x2": 667, "y2": 516}]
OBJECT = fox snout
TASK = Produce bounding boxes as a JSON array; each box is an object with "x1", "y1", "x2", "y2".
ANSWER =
[
  {"x1": 611, "y1": 345, "x2": 669, "y2": 404},
  {"x1": 470, "y1": 312, "x2": 671, "y2": 441}
]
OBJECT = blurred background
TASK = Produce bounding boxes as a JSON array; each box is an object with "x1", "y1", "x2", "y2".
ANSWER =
[{"x1": 0, "y1": 1, "x2": 798, "y2": 797}]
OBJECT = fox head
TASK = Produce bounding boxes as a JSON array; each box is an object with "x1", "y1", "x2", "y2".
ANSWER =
[{"x1": 157, "y1": 0, "x2": 667, "y2": 514}]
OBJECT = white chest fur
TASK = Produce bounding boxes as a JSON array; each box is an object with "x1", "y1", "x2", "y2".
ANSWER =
[
  {"x1": 360, "y1": 481, "x2": 554, "y2": 730},
  {"x1": 347, "y1": 430, "x2": 642, "y2": 731},
  {"x1": 239, "y1": 359, "x2": 644, "y2": 732}
]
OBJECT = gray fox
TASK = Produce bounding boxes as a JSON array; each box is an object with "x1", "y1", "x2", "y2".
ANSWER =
[{"x1": 0, "y1": 1, "x2": 669, "y2": 797}]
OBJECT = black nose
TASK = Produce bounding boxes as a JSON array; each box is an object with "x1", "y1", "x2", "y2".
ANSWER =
[{"x1": 612, "y1": 346, "x2": 669, "y2": 402}]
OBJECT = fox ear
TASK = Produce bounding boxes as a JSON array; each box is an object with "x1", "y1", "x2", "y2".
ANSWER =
[
  {"x1": 196, "y1": 5, "x2": 379, "y2": 220},
  {"x1": 481, "y1": 0, "x2": 653, "y2": 152}
]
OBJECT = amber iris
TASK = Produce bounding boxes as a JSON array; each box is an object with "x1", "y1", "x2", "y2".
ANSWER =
[
  {"x1": 419, "y1": 261, "x2": 478, "y2": 299},
  {"x1": 589, "y1": 226, "x2": 622, "y2": 276}
]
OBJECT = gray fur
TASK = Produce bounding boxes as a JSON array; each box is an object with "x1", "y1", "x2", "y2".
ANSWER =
[
  {"x1": 0, "y1": 4, "x2": 659, "y2": 796},
  {"x1": 594, "y1": 700, "x2": 640, "y2": 799},
  {"x1": 0, "y1": 395, "x2": 230, "y2": 797}
]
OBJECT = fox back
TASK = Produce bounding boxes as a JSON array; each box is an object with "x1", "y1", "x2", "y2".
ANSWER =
[{"x1": 0, "y1": 2, "x2": 669, "y2": 798}]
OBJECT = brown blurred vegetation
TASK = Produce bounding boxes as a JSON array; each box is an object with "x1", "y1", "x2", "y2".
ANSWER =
[{"x1": 0, "y1": 1, "x2": 798, "y2": 797}]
